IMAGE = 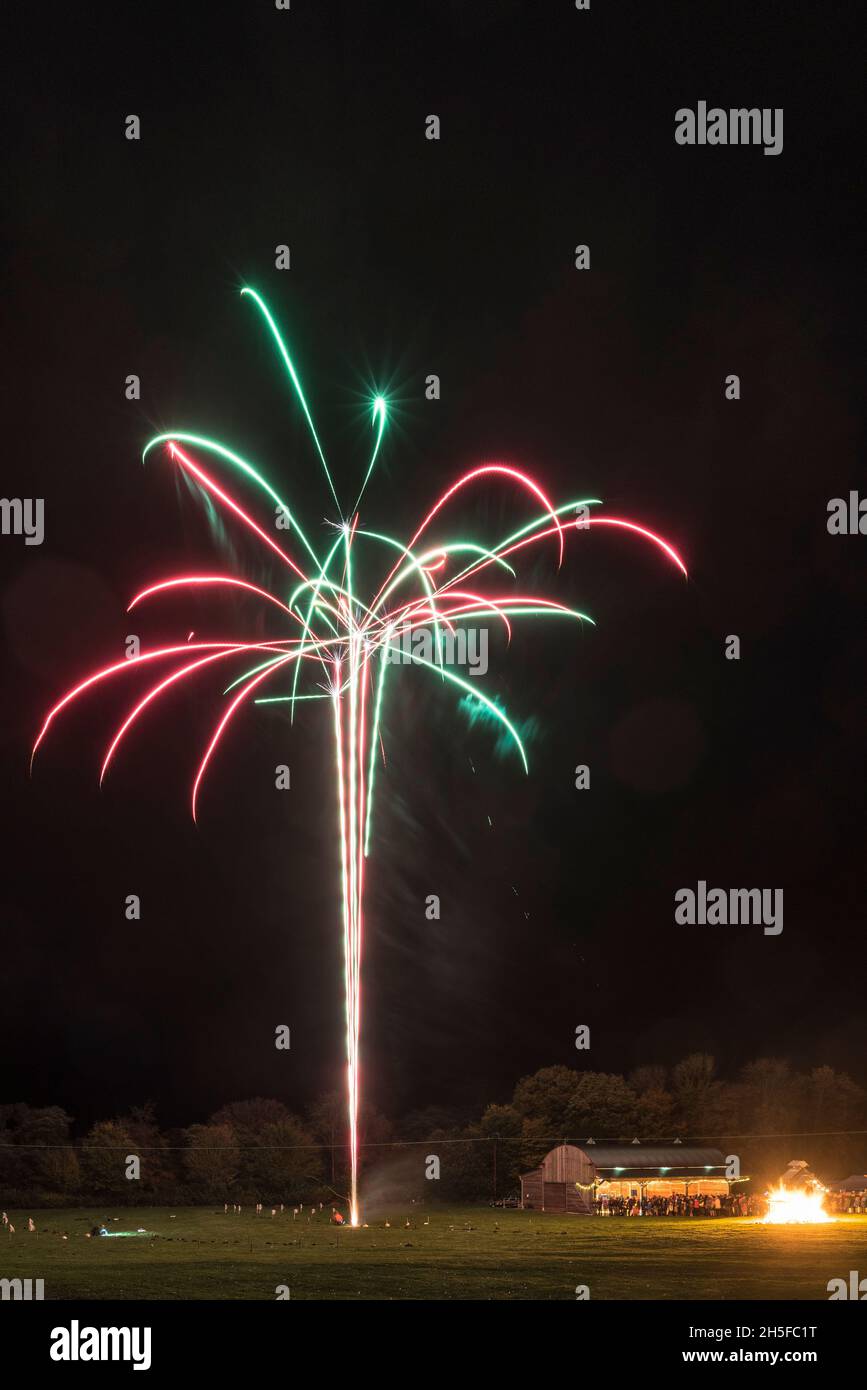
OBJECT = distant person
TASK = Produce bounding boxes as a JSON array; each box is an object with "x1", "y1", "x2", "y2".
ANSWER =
[
  {"x1": 28, "y1": 1218, "x2": 36, "y2": 1232},
  {"x1": 331, "y1": 1209, "x2": 345, "y2": 1225}
]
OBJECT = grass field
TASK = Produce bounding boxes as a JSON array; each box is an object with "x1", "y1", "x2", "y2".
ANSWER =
[{"x1": 3, "y1": 1206, "x2": 866, "y2": 1300}]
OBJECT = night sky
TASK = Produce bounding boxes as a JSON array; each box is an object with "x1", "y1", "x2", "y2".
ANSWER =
[{"x1": 2, "y1": 1, "x2": 863, "y2": 1133}]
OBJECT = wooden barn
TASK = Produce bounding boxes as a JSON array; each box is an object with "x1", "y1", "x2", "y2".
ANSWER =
[
  {"x1": 520, "y1": 1143, "x2": 597, "y2": 1213},
  {"x1": 520, "y1": 1143, "x2": 735, "y2": 1213}
]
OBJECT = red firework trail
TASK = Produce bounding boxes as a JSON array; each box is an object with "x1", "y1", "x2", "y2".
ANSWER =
[{"x1": 32, "y1": 288, "x2": 687, "y2": 1224}]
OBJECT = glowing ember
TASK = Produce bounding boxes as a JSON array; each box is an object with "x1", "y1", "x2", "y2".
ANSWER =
[{"x1": 762, "y1": 1184, "x2": 834, "y2": 1224}]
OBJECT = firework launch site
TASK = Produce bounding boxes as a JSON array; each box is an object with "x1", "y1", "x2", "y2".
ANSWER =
[{"x1": 3, "y1": 1203, "x2": 866, "y2": 1301}]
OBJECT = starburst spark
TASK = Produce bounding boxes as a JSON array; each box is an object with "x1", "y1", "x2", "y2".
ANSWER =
[{"x1": 32, "y1": 289, "x2": 687, "y2": 1226}]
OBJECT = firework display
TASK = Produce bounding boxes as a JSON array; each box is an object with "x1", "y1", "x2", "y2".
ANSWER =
[{"x1": 32, "y1": 289, "x2": 686, "y2": 1226}]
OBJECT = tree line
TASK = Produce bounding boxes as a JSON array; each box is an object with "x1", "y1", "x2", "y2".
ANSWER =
[{"x1": 2, "y1": 1055, "x2": 864, "y2": 1207}]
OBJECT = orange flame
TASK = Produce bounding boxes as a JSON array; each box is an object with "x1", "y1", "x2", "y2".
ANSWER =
[{"x1": 762, "y1": 1184, "x2": 834, "y2": 1224}]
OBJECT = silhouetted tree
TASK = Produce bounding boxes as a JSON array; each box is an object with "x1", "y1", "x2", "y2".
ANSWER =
[
  {"x1": 567, "y1": 1072, "x2": 638, "y2": 1137},
  {"x1": 672, "y1": 1052, "x2": 717, "y2": 1131},
  {"x1": 242, "y1": 1118, "x2": 321, "y2": 1199},
  {"x1": 512, "y1": 1065, "x2": 578, "y2": 1131},
  {"x1": 428, "y1": 1124, "x2": 492, "y2": 1202},
  {"x1": 480, "y1": 1103, "x2": 525, "y2": 1188},
  {"x1": 210, "y1": 1098, "x2": 292, "y2": 1143},
  {"x1": 182, "y1": 1123, "x2": 240, "y2": 1195},
  {"x1": 629, "y1": 1064, "x2": 668, "y2": 1094},
  {"x1": 0, "y1": 1104, "x2": 76, "y2": 1191},
  {"x1": 634, "y1": 1087, "x2": 676, "y2": 1138},
  {"x1": 79, "y1": 1120, "x2": 135, "y2": 1195}
]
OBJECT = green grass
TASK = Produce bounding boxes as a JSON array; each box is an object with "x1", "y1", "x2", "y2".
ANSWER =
[{"x1": 3, "y1": 1206, "x2": 866, "y2": 1300}]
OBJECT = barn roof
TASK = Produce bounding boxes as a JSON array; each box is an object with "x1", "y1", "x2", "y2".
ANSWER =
[
  {"x1": 584, "y1": 1145, "x2": 727, "y2": 1171},
  {"x1": 520, "y1": 1143, "x2": 733, "y2": 1183}
]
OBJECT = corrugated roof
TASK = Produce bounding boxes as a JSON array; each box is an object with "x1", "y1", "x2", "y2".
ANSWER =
[
  {"x1": 580, "y1": 1145, "x2": 727, "y2": 1170},
  {"x1": 519, "y1": 1143, "x2": 735, "y2": 1183}
]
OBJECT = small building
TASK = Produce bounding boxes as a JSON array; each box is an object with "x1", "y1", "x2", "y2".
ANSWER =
[{"x1": 520, "y1": 1143, "x2": 736, "y2": 1214}]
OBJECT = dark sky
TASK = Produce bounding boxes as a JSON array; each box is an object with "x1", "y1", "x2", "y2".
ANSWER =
[{"x1": 2, "y1": 1, "x2": 863, "y2": 1132}]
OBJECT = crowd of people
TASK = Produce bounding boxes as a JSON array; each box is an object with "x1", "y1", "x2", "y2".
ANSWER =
[
  {"x1": 828, "y1": 1190, "x2": 867, "y2": 1214},
  {"x1": 593, "y1": 1191, "x2": 760, "y2": 1217}
]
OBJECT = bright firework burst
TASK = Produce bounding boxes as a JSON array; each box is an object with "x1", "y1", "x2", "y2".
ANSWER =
[{"x1": 32, "y1": 288, "x2": 687, "y2": 1226}]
